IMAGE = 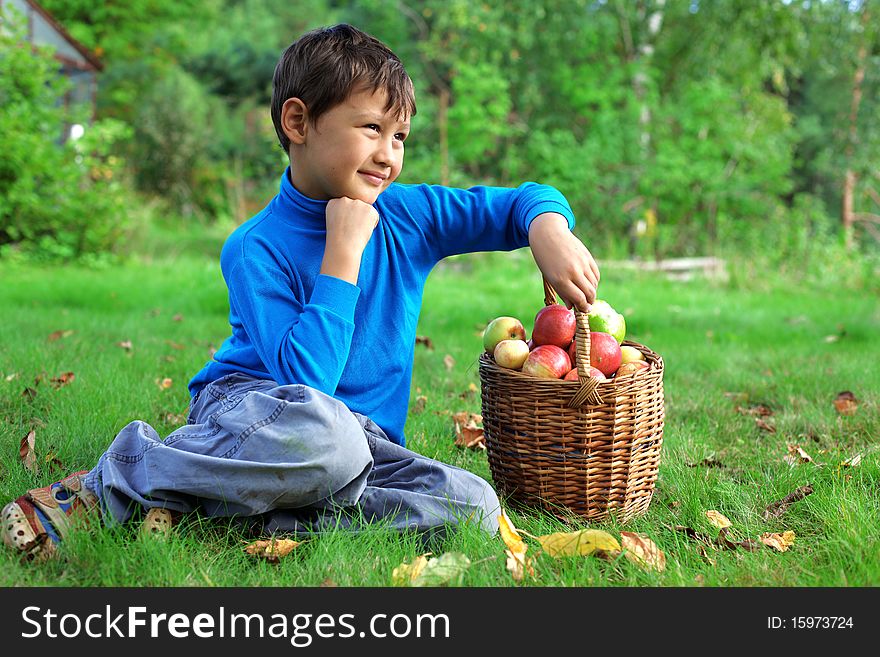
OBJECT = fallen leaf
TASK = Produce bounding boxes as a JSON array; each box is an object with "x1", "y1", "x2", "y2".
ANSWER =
[
  {"x1": 717, "y1": 527, "x2": 760, "y2": 551},
  {"x1": 245, "y1": 537, "x2": 303, "y2": 562},
  {"x1": 840, "y1": 454, "x2": 862, "y2": 468},
  {"x1": 44, "y1": 452, "x2": 64, "y2": 474},
  {"x1": 19, "y1": 430, "x2": 37, "y2": 473},
  {"x1": 117, "y1": 340, "x2": 133, "y2": 351},
  {"x1": 536, "y1": 529, "x2": 621, "y2": 558},
  {"x1": 415, "y1": 336, "x2": 434, "y2": 350},
  {"x1": 754, "y1": 417, "x2": 776, "y2": 433},
  {"x1": 172, "y1": 314, "x2": 184, "y2": 322},
  {"x1": 443, "y1": 354, "x2": 455, "y2": 371},
  {"x1": 49, "y1": 372, "x2": 75, "y2": 389},
  {"x1": 735, "y1": 404, "x2": 773, "y2": 417},
  {"x1": 392, "y1": 554, "x2": 430, "y2": 586},
  {"x1": 165, "y1": 340, "x2": 186, "y2": 350},
  {"x1": 452, "y1": 412, "x2": 485, "y2": 450},
  {"x1": 706, "y1": 510, "x2": 732, "y2": 529},
  {"x1": 760, "y1": 531, "x2": 795, "y2": 552},
  {"x1": 833, "y1": 391, "x2": 858, "y2": 415},
  {"x1": 320, "y1": 578, "x2": 338, "y2": 587},
  {"x1": 22, "y1": 387, "x2": 37, "y2": 401},
  {"x1": 498, "y1": 512, "x2": 533, "y2": 581},
  {"x1": 783, "y1": 443, "x2": 814, "y2": 466},
  {"x1": 686, "y1": 457, "x2": 725, "y2": 468},
  {"x1": 5, "y1": 372, "x2": 19, "y2": 382},
  {"x1": 620, "y1": 532, "x2": 666, "y2": 572},
  {"x1": 157, "y1": 378, "x2": 173, "y2": 390},
  {"x1": 412, "y1": 395, "x2": 427, "y2": 414},
  {"x1": 47, "y1": 329, "x2": 74, "y2": 341},
  {"x1": 412, "y1": 553, "x2": 471, "y2": 587},
  {"x1": 762, "y1": 484, "x2": 814, "y2": 521}
]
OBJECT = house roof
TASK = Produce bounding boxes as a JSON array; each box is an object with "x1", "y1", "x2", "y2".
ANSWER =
[{"x1": 22, "y1": 0, "x2": 104, "y2": 71}]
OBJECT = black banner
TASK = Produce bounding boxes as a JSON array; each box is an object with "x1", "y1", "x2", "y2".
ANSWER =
[{"x1": 0, "y1": 587, "x2": 873, "y2": 651}]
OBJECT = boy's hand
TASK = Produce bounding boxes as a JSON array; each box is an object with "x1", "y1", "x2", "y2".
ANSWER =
[
  {"x1": 320, "y1": 197, "x2": 380, "y2": 284},
  {"x1": 528, "y1": 212, "x2": 600, "y2": 312}
]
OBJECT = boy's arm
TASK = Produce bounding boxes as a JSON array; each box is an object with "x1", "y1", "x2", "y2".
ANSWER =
[{"x1": 528, "y1": 212, "x2": 600, "y2": 312}]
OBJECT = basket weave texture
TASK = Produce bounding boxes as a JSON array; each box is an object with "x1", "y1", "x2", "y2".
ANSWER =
[{"x1": 478, "y1": 281, "x2": 665, "y2": 523}]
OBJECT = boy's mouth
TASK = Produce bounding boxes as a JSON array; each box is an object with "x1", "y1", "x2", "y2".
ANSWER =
[{"x1": 358, "y1": 171, "x2": 388, "y2": 186}]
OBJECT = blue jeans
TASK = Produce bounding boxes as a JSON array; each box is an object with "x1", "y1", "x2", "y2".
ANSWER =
[{"x1": 82, "y1": 373, "x2": 500, "y2": 537}]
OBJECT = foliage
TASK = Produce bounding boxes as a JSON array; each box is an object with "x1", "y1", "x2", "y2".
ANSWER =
[{"x1": 0, "y1": 13, "x2": 131, "y2": 261}]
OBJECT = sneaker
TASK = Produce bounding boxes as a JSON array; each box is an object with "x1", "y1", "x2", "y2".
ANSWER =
[{"x1": 2, "y1": 471, "x2": 99, "y2": 561}]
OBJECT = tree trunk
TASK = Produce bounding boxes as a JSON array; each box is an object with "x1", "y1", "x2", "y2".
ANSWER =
[{"x1": 842, "y1": 7, "x2": 870, "y2": 249}]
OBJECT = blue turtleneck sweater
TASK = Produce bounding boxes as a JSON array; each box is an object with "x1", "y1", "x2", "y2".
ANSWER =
[{"x1": 188, "y1": 168, "x2": 575, "y2": 446}]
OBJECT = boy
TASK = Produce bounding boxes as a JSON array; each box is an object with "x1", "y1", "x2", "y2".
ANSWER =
[{"x1": 3, "y1": 24, "x2": 600, "y2": 561}]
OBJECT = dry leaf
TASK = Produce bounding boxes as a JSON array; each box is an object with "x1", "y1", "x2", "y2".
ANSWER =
[
  {"x1": 760, "y1": 531, "x2": 795, "y2": 552},
  {"x1": 833, "y1": 391, "x2": 858, "y2": 415},
  {"x1": 22, "y1": 387, "x2": 37, "y2": 401},
  {"x1": 165, "y1": 340, "x2": 186, "y2": 350},
  {"x1": 157, "y1": 378, "x2": 173, "y2": 390},
  {"x1": 754, "y1": 417, "x2": 776, "y2": 433},
  {"x1": 117, "y1": 340, "x2": 133, "y2": 351},
  {"x1": 443, "y1": 354, "x2": 455, "y2": 371},
  {"x1": 410, "y1": 553, "x2": 471, "y2": 587},
  {"x1": 415, "y1": 336, "x2": 434, "y2": 350},
  {"x1": 717, "y1": 527, "x2": 760, "y2": 551},
  {"x1": 686, "y1": 457, "x2": 725, "y2": 468},
  {"x1": 762, "y1": 484, "x2": 814, "y2": 521},
  {"x1": 412, "y1": 395, "x2": 427, "y2": 414},
  {"x1": 245, "y1": 537, "x2": 302, "y2": 562},
  {"x1": 498, "y1": 512, "x2": 533, "y2": 581},
  {"x1": 47, "y1": 329, "x2": 74, "y2": 341},
  {"x1": 620, "y1": 532, "x2": 666, "y2": 572},
  {"x1": 536, "y1": 529, "x2": 621, "y2": 558},
  {"x1": 392, "y1": 554, "x2": 430, "y2": 586},
  {"x1": 19, "y1": 430, "x2": 37, "y2": 473},
  {"x1": 172, "y1": 313, "x2": 184, "y2": 322},
  {"x1": 784, "y1": 443, "x2": 813, "y2": 466},
  {"x1": 452, "y1": 412, "x2": 485, "y2": 450},
  {"x1": 5, "y1": 373, "x2": 19, "y2": 382},
  {"x1": 49, "y1": 372, "x2": 75, "y2": 389},
  {"x1": 840, "y1": 454, "x2": 862, "y2": 468},
  {"x1": 735, "y1": 404, "x2": 773, "y2": 417},
  {"x1": 706, "y1": 510, "x2": 732, "y2": 529}
]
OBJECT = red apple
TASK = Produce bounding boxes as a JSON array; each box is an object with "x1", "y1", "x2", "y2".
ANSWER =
[
  {"x1": 493, "y1": 339, "x2": 530, "y2": 370},
  {"x1": 531, "y1": 304, "x2": 576, "y2": 349},
  {"x1": 589, "y1": 331, "x2": 622, "y2": 377},
  {"x1": 616, "y1": 360, "x2": 649, "y2": 377},
  {"x1": 482, "y1": 316, "x2": 526, "y2": 353},
  {"x1": 521, "y1": 344, "x2": 571, "y2": 379},
  {"x1": 563, "y1": 366, "x2": 606, "y2": 381}
]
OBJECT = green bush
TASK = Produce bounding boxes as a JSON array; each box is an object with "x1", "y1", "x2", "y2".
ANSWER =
[{"x1": 0, "y1": 13, "x2": 131, "y2": 261}]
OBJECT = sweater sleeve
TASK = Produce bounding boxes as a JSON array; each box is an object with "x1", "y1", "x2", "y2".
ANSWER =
[
  {"x1": 225, "y1": 246, "x2": 360, "y2": 396},
  {"x1": 419, "y1": 182, "x2": 576, "y2": 261}
]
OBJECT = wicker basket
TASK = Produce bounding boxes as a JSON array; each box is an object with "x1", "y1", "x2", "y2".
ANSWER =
[{"x1": 479, "y1": 280, "x2": 665, "y2": 523}]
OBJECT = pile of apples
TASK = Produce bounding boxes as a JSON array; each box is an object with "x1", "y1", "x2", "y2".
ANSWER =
[{"x1": 482, "y1": 300, "x2": 649, "y2": 381}]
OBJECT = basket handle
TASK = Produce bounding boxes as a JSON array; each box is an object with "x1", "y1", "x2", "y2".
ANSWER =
[{"x1": 542, "y1": 278, "x2": 603, "y2": 408}]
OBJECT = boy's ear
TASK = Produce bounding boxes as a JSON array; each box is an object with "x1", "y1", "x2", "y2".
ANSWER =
[{"x1": 280, "y1": 97, "x2": 309, "y2": 145}]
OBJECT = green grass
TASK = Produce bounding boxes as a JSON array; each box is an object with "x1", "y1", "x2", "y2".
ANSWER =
[{"x1": 1, "y1": 242, "x2": 878, "y2": 587}]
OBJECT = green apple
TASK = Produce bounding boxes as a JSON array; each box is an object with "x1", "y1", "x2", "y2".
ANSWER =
[
  {"x1": 587, "y1": 300, "x2": 626, "y2": 344},
  {"x1": 482, "y1": 316, "x2": 526, "y2": 353}
]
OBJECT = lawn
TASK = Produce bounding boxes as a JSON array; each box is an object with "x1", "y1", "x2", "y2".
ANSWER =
[{"x1": 0, "y1": 237, "x2": 877, "y2": 587}]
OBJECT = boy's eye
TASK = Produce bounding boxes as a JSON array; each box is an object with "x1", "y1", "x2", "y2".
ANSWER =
[
  {"x1": 395, "y1": 132, "x2": 408, "y2": 142},
  {"x1": 365, "y1": 124, "x2": 380, "y2": 132}
]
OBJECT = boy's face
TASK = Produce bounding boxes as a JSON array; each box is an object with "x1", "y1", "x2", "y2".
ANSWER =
[{"x1": 289, "y1": 86, "x2": 410, "y2": 204}]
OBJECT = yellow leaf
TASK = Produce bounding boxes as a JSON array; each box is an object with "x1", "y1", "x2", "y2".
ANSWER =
[
  {"x1": 392, "y1": 553, "x2": 430, "y2": 586},
  {"x1": 244, "y1": 538, "x2": 302, "y2": 560},
  {"x1": 537, "y1": 529, "x2": 620, "y2": 557},
  {"x1": 498, "y1": 511, "x2": 533, "y2": 581},
  {"x1": 760, "y1": 531, "x2": 795, "y2": 552},
  {"x1": 620, "y1": 531, "x2": 666, "y2": 572},
  {"x1": 412, "y1": 552, "x2": 471, "y2": 587},
  {"x1": 706, "y1": 510, "x2": 732, "y2": 529}
]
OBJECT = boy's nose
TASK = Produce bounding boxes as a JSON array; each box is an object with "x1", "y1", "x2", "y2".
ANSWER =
[{"x1": 373, "y1": 138, "x2": 397, "y2": 167}]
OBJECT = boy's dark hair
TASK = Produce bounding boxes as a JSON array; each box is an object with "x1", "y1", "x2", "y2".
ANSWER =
[{"x1": 271, "y1": 24, "x2": 417, "y2": 152}]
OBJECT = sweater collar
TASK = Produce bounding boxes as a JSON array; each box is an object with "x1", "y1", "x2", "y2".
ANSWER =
[{"x1": 277, "y1": 166, "x2": 328, "y2": 219}]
